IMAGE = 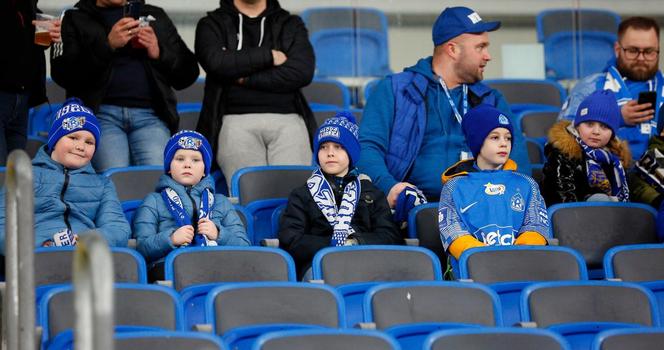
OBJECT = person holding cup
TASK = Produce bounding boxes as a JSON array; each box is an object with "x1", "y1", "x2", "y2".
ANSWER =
[
  {"x1": 51, "y1": 0, "x2": 199, "y2": 172},
  {"x1": 0, "y1": 0, "x2": 61, "y2": 166}
]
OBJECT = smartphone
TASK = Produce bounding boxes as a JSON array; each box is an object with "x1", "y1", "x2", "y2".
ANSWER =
[
  {"x1": 638, "y1": 91, "x2": 657, "y2": 107},
  {"x1": 123, "y1": 0, "x2": 142, "y2": 19}
]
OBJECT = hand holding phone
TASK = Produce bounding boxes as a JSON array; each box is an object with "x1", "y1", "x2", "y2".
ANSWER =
[
  {"x1": 638, "y1": 91, "x2": 657, "y2": 108},
  {"x1": 123, "y1": 0, "x2": 143, "y2": 19}
]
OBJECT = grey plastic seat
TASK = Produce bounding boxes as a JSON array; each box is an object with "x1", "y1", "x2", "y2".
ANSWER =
[
  {"x1": 521, "y1": 281, "x2": 658, "y2": 328},
  {"x1": 426, "y1": 328, "x2": 570, "y2": 350},
  {"x1": 604, "y1": 244, "x2": 664, "y2": 282},
  {"x1": 164, "y1": 247, "x2": 296, "y2": 291},
  {"x1": 312, "y1": 246, "x2": 442, "y2": 286},
  {"x1": 42, "y1": 284, "x2": 183, "y2": 345},
  {"x1": 103, "y1": 165, "x2": 163, "y2": 202},
  {"x1": 549, "y1": 203, "x2": 658, "y2": 272},
  {"x1": 303, "y1": 79, "x2": 351, "y2": 109},
  {"x1": 365, "y1": 281, "x2": 502, "y2": 329},
  {"x1": 178, "y1": 111, "x2": 200, "y2": 131},
  {"x1": 521, "y1": 111, "x2": 559, "y2": 139},
  {"x1": 485, "y1": 80, "x2": 565, "y2": 110},
  {"x1": 115, "y1": 331, "x2": 226, "y2": 350},
  {"x1": 231, "y1": 166, "x2": 314, "y2": 206},
  {"x1": 206, "y1": 282, "x2": 343, "y2": 335},
  {"x1": 255, "y1": 329, "x2": 399, "y2": 350},
  {"x1": 175, "y1": 79, "x2": 204, "y2": 105},
  {"x1": 592, "y1": 328, "x2": 664, "y2": 350},
  {"x1": 407, "y1": 203, "x2": 446, "y2": 266},
  {"x1": 459, "y1": 246, "x2": 587, "y2": 284},
  {"x1": 35, "y1": 247, "x2": 147, "y2": 287}
]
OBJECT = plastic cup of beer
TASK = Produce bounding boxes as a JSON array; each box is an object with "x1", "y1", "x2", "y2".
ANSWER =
[{"x1": 34, "y1": 13, "x2": 56, "y2": 47}]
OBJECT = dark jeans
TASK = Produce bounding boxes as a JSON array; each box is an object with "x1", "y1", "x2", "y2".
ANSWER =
[{"x1": 0, "y1": 91, "x2": 29, "y2": 166}]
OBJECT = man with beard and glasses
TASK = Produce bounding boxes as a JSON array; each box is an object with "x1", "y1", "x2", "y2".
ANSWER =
[
  {"x1": 559, "y1": 16, "x2": 662, "y2": 160},
  {"x1": 358, "y1": 6, "x2": 530, "y2": 215}
]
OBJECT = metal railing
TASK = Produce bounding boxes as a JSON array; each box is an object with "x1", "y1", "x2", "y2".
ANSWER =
[
  {"x1": 2, "y1": 150, "x2": 35, "y2": 350},
  {"x1": 73, "y1": 232, "x2": 114, "y2": 350}
]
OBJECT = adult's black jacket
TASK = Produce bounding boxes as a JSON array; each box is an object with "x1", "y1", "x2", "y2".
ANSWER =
[
  {"x1": 0, "y1": 0, "x2": 47, "y2": 107},
  {"x1": 194, "y1": 0, "x2": 316, "y2": 157},
  {"x1": 50, "y1": 0, "x2": 199, "y2": 132},
  {"x1": 278, "y1": 177, "x2": 403, "y2": 277}
]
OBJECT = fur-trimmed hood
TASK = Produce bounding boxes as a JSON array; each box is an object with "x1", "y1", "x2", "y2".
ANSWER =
[{"x1": 547, "y1": 120, "x2": 632, "y2": 167}]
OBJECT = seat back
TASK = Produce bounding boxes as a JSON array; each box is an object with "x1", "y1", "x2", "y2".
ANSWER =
[
  {"x1": 104, "y1": 165, "x2": 163, "y2": 202},
  {"x1": 42, "y1": 284, "x2": 183, "y2": 342},
  {"x1": 302, "y1": 79, "x2": 351, "y2": 109},
  {"x1": 26, "y1": 136, "x2": 46, "y2": 159},
  {"x1": 521, "y1": 281, "x2": 659, "y2": 328},
  {"x1": 604, "y1": 244, "x2": 664, "y2": 282},
  {"x1": 484, "y1": 79, "x2": 566, "y2": 110},
  {"x1": 313, "y1": 108, "x2": 363, "y2": 128},
  {"x1": 592, "y1": 328, "x2": 664, "y2": 350},
  {"x1": 548, "y1": 203, "x2": 658, "y2": 270},
  {"x1": 459, "y1": 246, "x2": 587, "y2": 284},
  {"x1": 231, "y1": 166, "x2": 315, "y2": 206},
  {"x1": 536, "y1": 9, "x2": 620, "y2": 42},
  {"x1": 312, "y1": 246, "x2": 442, "y2": 286},
  {"x1": 407, "y1": 203, "x2": 446, "y2": 265},
  {"x1": 302, "y1": 7, "x2": 389, "y2": 77},
  {"x1": 115, "y1": 331, "x2": 226, "y2": 350},
  {"x1": 175, "y1": 78, "x2": 205, "y2": 105},
  {"x1": 35, "y1": 247, "x2": 147, "y2": 287},
  {"x1": 178, "y1": 111, "x2": 200, "y2": 132},
  {"x1": 365, "y1": 282, "x2": 502, "y2": 329},
  {"x1": 165, "y1": 247, "x2": 296, "y2": 291},
  {"x1": 255, "y1": 329, "x2": 399, "y2": 350},
  {"x1": 520, "y1": 111, "x2": 559, "y2": 140},
  {"x1": 45, "y1": 78, "x2": 67, "y2": 104},
  {"x1": 426, "y1": 328, "x2": 570, "y2": 350},
  {"x1": 206, "y1": 282, "x2": 344, "y2": 334},
  {"x1": 526, "y1": 139, "x2": 545, "y2": 164}
]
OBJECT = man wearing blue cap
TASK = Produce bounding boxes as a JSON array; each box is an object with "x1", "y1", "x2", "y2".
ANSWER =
[{"x1": 358, "y1": 6, "x2": 531, "y2": 213}]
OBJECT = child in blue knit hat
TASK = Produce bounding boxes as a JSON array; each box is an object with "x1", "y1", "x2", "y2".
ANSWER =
[
  {"x1": 0, "y1": 97, "x2": 130, "y2": 250},
  {"x1": 542, "y1": 90, "x2": 632, "y2": 205},
  {"x1": 133, "y1": 130, "x2": 249, "y2": 281},
  {"x1": 279, "y1": 111, "x2": 402, "y2": 279},
  {"x1": 439, "y1": 104, "x2": 549, "y2": 278}
]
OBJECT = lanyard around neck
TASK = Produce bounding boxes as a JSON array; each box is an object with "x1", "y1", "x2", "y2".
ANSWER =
[{"x1": 438, "y1": 77, "x2": 468, "y2": 124}]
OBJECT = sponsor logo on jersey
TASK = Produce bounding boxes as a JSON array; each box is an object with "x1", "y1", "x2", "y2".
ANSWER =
[{"x1": 484, "y1": 182, "x2": 506, "y2": 195}]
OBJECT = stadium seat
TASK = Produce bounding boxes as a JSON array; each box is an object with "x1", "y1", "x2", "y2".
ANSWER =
[
  {"x1": 484, "y1": 79, "x2": 566, "y2": 115},
  {"x1": 26, "y1": 136, "x2": 47, "y2": 159},
  {"x1": 29, "y1": 102, "x2": 62, "y2": 138},
  {"x1": 203, "y1": 282, "x2": 344, "y2": 350},
  {"x1": 536, "y1": 9, "x2": 620, "y2": 80},
  {"x1": 165, "y1": 246, "x2": 296, "y2": 330},
  {"x1": 604, "y1": 244, "x2": 664, "y2": 321},
  {"x1": 175, "y1": 78, "x2": 204, "y2": 107},
  {"x1": 548, "y1": 202, "x2": 658, "y2": 279},
  {"x1": 230, "y1": 165, "x2": 315, "y2": 244},
  {"x1": 178, "y1": 110, "x2": 200, "y2": 132},
  {"x1": 115, "y1": 331, "x2": 227, "y2": 350},
  {"x1": 312, "y1": 245, "x2": 443, "y2": 327},
  {"x1": 526, "y1": 138, "x2": 545, "y2": 165},
  {"x1": 424, "y1": 328, "x2": 571, "y2": 350},
  {"x1": 519, "y1": 110, "x2": 559, "y2": 147},
  {"x1": 45, "y1": 78, "x2": 66, "y2": 105},
  {"x1": 520, "y1": 281, "x2": 660, "y2": 350},
  {"x1": 303, "y1": 78, "x2": 352, "y2": 110},
  {"x1": 301, "y1": 7, "x2": 390, "y2": 77},
  {"x1": 458, "y1": 246, "x2": 587, "y2": 326},
  {"x1": 103, "y1": 165, "x2": 162, "y2": 202},
  {"x1": 592, "y1": 328, "x2": 664, "y2": 350},
  {"x1": 254, "y1": 328, "x2": 400, "y2": 350},
  {"x1": 363, "y1": 281, "x2": 502, "y2": 350},
  {"x1": 40, "y1": 283, "x2": 183, "y2": 350},
  {"x1": 407, "y1": 203, "x2": 446, "y2": 266}
]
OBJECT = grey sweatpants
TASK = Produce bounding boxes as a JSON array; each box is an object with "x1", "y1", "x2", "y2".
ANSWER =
[{"x1": 217, "y1": 113, "x2": 313, "y2": 187}]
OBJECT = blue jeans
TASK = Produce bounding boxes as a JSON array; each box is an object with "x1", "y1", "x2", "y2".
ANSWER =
[
  {"x1": 92, "y1": 105, "x2": 170, "y2": 173},
  {"x1": 0, "y1": 91, "x2": 29, "y2": 166}
]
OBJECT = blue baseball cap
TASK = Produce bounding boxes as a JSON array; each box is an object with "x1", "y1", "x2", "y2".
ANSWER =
[{"x1": 432, "y1": 7, "x2": 501, "y2": 46}]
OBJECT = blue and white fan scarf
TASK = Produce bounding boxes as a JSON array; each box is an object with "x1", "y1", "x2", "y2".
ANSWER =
[
  {"x1": 307, "y1": 167, "x2": 361, "y2": 246},
  {"x1": 161, "y1": 187, "x2": 218, "y2": 246}
]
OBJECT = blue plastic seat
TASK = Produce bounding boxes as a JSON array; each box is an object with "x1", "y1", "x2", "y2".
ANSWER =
[
  {"x1": 548, "y1": 202, "x2": 658, "y2": 279},
  {"x1": 458, "y1": 245, "x2": 587, "y2": 327},
  {"x1": 40, "y1": 283, "x2": 183, "y2": 349},
  {"x1": 484, "y1": 79, "x2": 566, "y2": 115},
  {"x1": 230, "y1": 165, "x2": 315, "y2": 244},
  {"x1": 407, "y1": 203, "x2": 446, "y2": 267},
  {"x1": 303, "y1": 78, "x2": 352, "y2": 110},
  {"x1": 254, "y1": 328, "x2": 400, "y2": 350},
  {"x1": 301, "y1": 7, "x2": 390, "y2": 78},
  {"x1": 103, "y1": 165, "x2": 163, "y2": 202},
  {"x1": 424, "y1": 327, "x2": 571, "y2": 350},
  {"x1": 520, "y1": 281, "x2": 660, "y2": 350},
  {"x1": 364, "y1": 281, "x2": 502, "y2": 350},
  {"x1": 312, "y1": 245, "x2": 442, "y2": 328},
  {"x1": 204, "y1": 282, "x2": 345, "y2": 350},
  {"x1": 536, "y1": 9, "x2": 620, "y2": 80},
  {"x1": 29, "y1": 103, "x2": 62, "y2": 138}
]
